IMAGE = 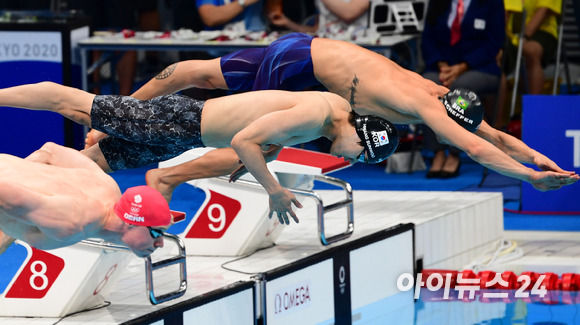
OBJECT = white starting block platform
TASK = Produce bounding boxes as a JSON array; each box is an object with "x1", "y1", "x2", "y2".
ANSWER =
[
  {"x1": 159, "y1": 147, "x2": 354, "y2": 257},
  {"x1": 0, "y1": 190, "x2": 504, "y2": 324}
]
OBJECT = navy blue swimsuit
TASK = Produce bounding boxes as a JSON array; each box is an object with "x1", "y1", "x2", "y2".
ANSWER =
[{"x1": 220, "y1": 33, "x2": 320, "y2": 91}]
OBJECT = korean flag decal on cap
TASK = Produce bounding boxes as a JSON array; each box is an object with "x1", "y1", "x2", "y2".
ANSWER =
[{"x1": 374, "y1": 130, "x2": 390, "y2": 146}]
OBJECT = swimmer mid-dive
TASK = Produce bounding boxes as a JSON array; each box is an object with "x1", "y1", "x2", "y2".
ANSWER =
[
  {"x1": 0, "y1": 82, "x2": 398, "y2": 224},
  {"x1": 0, "y1": 142, "x2": 171, "y2": 257},
  {"x1": 106, "y1": 32, "x2": 576, "y2": 200}
]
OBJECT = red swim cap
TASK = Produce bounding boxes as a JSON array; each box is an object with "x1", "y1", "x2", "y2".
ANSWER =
[{"x1": 114, "y1": 186, "x2": 171, "y2": 227}]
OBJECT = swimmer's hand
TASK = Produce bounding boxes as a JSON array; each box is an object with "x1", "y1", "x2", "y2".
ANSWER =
[
  {"x1": 529, "y1": 171, "x2": 579, "y2": 191},
  {"x1": 534, "y1": 155, "x2": 574, "y2": 174},
  {"x1": 268, "y1": 189, "x2": 303, "y2": 225}
]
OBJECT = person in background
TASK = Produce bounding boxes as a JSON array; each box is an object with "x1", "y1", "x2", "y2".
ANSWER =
[
  {"x1": 503, "y1": 0, "x2": 561, "y2": 95},
  {"x1": 421, "y1": 0, "x2": 505, "y2": 179},
  {"x1": 267, "y1": 0, "x2": 370, "y2": 36},
  {"x1": 266, "y1": 0, "x2": 317, "y2": 33},
  {"x1": 67, "y1": 0, "x2": 145, "y2": 96},
  {"x1": 196, "y1": 0, "x2": 267, "y2": 31}
]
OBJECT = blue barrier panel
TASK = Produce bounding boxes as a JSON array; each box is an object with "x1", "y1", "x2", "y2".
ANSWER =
[
  {"x1": 0, "y1": 25, "x2": 88, "y2": 158},
  {"x1": 0, "y1": 30, "x2": 65, "y2": 158},
  {"x1": 522, "y1": 95, "x2": 580, "y2": 212}
]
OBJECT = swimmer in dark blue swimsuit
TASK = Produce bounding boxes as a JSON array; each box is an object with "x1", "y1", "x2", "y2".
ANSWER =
[{"x1": 129, "y1": 33, "x2": 578, "y2": 200}]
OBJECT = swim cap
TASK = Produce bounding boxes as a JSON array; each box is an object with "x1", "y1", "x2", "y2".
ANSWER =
[
  {"x1": 354, "y1": 115, "x2": 399, "y2": 164},
  {"x1": 114, "y1": 186, "x2": 171, "y2": 227},
  {"x1": 441, "y1": 88, "x2": 484, "y2": 132}
]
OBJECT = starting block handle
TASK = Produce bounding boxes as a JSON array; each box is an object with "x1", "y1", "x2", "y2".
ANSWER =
[
  {"x1": 145, "y1": 233, "x2": 187, "y2": 305},
  {"x1": 314, "y1": 174, "x2": 353, "y2": 245},
  {"x1": 81, "y1": 236, "x2": 187, "y2": 305},
  {"x1": 289, "y1": 174, "x2": 354, "y2": 246},
  {"x1": 216, "y1": 174, "x2": 354, "y2": 246},
  {"x1": 80, "y1": 239, "x2": 131, "y2": 251}
]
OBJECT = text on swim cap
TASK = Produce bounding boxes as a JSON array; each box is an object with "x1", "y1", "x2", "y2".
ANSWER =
[
  {"x1": 444, "y1": 100, "x2": 474, "y2": 126},
  {"x1": 361, "y1": 123, "x2": 376, "y2": 158},
  {"x1": 363, "y1": 124, "x2": 375, "y2": 158},
  {"x1": 124, "y1": 213, "x2": 145, "y2": 223}
]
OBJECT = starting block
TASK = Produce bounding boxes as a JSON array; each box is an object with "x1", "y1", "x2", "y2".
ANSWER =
[
  {"x1": 159, "y1": 147, "x2": 354, "y2": 256},
  {"x1": 0, "y1": 232, "x2": 186, "y2": 317}
]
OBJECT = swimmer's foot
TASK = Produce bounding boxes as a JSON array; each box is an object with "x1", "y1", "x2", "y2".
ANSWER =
[
  {"x1": 84, "y1": 129, "x2": 108, "y2": 149},
  {"x1": 146, "y1": 168, "x2": 176, "y2": 204}
]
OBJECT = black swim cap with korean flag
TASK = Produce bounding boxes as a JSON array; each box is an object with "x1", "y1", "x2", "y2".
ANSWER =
[
  {"x1": 442, "y1": 88, "x2": 484, "y2": 132},
  {"x1": 354, "y1": 115, "x2": 399, "y2": 164}
]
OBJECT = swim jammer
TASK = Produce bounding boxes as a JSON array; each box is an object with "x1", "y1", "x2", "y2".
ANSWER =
[
  {"x1": 220, "y1": 33, "x2": 320, "y2": 91},
  {"x1": 91, "y1": 94, "x2": 205, "y2": 170}
]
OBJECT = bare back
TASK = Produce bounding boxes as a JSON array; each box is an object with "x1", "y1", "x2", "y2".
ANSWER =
[
  {"x1": 0, "y1": 155, "x2": 121, "y2": 249},
  {"x1": 311, "y1": 37, "x2": 449, "y2": 124},
  {"x1": 200, "y1": 90, "x2": 351, "y2": 147}
]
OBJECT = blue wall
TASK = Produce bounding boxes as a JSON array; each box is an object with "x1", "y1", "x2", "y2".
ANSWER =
[{"x1": 522, "y1": 95, "x2": 580, "y2": 212}]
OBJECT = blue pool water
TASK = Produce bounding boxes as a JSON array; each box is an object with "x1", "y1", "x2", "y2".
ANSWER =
[{"x1": 351, "y1": 290, "x2": 580, "y2": 324}]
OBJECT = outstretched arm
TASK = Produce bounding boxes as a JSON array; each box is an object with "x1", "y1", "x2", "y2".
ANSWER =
[
  {"x1": 476, "y1": 121, "x2": 575, "y2": 174},
  {"x1": 416, "y1": 96, "x2": 578, "y2": 191},
  {"x1": 0, "y1": 82, "x2": 95, "y2": 126}
]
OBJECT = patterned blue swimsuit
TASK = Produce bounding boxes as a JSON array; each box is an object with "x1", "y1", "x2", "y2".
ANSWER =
[{"x1": 91, "y1": 94, "x2": 205, "y2": 170}]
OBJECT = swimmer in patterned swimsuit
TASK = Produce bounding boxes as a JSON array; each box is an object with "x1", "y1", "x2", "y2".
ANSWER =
[
  {"x1": 0, "y1": 81, "x2": 398, "y2": 224},
  {"x1": 116, "y1": 32, "x2": 577, "y2": 199}
]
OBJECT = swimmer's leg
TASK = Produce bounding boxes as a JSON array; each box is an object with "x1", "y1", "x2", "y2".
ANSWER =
[
  {"x1": 81, "y1": 143, "x2": 113, "y2": 173},
  {"x1": 85, "y1": 59, "x2": 226, "y2": 149},
  {"x1": 0, "y1": 81, "x2": 96, "y2": 126},
  {"x1": 0, "y1": 230, "x2": 15, "y2": 255},
  {"x1": 132, "y1": 58, "x2": 228, "y2": 100},
  {"x1": 146, "y1": 147, "x2": 241, "y2": 203},
  {"x1": 84, "y1": 129, "x2": 108, "y2": 149}
]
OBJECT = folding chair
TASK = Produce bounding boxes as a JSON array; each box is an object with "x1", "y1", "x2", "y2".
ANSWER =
[{"x1": 553, "y1": 0, "x2": 580, "y2": 94}]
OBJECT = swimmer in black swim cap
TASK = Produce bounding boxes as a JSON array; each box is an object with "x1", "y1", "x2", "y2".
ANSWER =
[
  {"x1": 441, "y1": 88, "x2": 484, "y2": 132},
  {"x1": 354, "y1": 114, "x2": 399, "y2": 164}
]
